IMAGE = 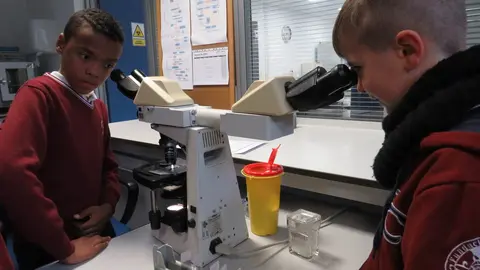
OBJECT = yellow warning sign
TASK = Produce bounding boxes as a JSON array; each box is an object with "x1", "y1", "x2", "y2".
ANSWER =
[
  {"x1": 131, "y1": 22, "x2": 146, "y2": 47},
  {"x1": 133, "y1": 25, "x2": 144, "y2": 38},
  {"x1": 133, "y1": 39, "x2": 146, "y2": 46}
]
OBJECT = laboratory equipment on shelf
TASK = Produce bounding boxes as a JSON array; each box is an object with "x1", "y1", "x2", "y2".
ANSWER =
[
  {"x1": 111, "y1": 64, "x2": 357, "y2": 268},
  {"x1": 0, "y1": 47, "x2": 44, "y2": 119}
]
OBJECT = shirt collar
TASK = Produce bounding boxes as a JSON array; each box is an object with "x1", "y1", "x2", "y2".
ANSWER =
[{"x1": 47, "y1": 71, "x2": 98, "y2": 109}]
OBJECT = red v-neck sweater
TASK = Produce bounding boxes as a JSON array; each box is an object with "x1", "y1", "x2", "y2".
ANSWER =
[{"x1": 0, "y1": 74, "x2": 120, "y2": 260}]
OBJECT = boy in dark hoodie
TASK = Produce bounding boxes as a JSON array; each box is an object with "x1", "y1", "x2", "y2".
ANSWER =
[{"x1": 333, "y1": 0, "x2": 480, "y2": 269}]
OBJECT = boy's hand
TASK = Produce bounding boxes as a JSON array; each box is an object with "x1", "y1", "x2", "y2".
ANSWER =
[
  {"x1": 61, "y1": 235, "x2": 111, "y2": 264},
  {"x1": 74, "y1": 204, "x2": 113, "y2": 236}
]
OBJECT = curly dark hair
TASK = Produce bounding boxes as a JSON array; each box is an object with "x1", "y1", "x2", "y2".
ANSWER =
[{"x1": 64, "y1": 8, "x2": 124, "y2": 44}]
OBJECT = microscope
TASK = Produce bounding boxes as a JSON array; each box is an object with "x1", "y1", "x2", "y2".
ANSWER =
[{"x1": 111, "y1": 64, "x2": 356, "y2": 269}]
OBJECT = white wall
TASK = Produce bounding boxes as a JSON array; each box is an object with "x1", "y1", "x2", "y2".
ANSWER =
[
  {"x1": 0, "y1": 0, "x2": 30, "y2": 52},
  {"x1": 27, "y1": 0, "x2": 81, "y2": 73},
  {"x1": 0, "y1": 0, "x2": 85, "y2": 73}
]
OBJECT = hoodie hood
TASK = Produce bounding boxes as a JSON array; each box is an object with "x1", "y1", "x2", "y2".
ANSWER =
[
  {"x1": 421, "y1": 105, "x2": 480, "y2": 153},
  {"x1": 373, "y1": 45, "x2": 480, "y2": 189},
  {"x1": 371, "y1": 45, "x2": 480, "y2": 254}
]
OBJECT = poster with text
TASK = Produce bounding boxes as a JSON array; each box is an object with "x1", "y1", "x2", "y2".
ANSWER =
[
  {"x1": 160, "y1": 0, "x2": 193, "y2": 89},
  {"x1": 190, "y1": 0, "x2": 227, "y2": 45}
]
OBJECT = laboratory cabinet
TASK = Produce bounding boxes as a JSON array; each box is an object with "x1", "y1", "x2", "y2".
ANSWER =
[{"x1": 0, "y1": 61, "x2": 35, "y2": 105}]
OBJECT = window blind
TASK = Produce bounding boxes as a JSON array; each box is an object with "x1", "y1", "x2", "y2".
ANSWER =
[
  {"x1": 245, "y1": 0, "x2": 480, "y2": 122},
  {"x1": 467, "y1": 0, "x2": 480, "y2": 47}
]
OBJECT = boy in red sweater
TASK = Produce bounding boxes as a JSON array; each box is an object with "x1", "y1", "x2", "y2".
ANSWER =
[
  {"x1": 333, "y1": 0, "x2": 480, "y2": 269},
  {"x1": 0, "y1": 8, "x2": 122, "y2": 269}
]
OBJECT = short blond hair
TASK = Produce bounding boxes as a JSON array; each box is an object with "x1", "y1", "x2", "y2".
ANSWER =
[{"x1": 332, "y1": 0, "x2": 466, "y2": 58}]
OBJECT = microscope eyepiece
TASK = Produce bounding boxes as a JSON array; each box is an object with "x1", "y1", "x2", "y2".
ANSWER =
[
  {"x1": 110, "y1": 69, "x2": 126, "y2": 82},
  {"x1": 110, "y1": 68, "x2": 145, "y2": 100},
  {"x1": 285, "y1": 64, "x2": 357, "y2": 111},
  {"x1": 131, "y1": 69, "x2": 146, "y2": 83}
]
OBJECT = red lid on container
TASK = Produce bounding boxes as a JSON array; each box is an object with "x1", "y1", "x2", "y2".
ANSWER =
[
  {"x1": 243, "y1": 144, "x2": 283, "y2": 177},
  {"x1": 243, "y1": 162, "x2": 284, "y2": 177}
]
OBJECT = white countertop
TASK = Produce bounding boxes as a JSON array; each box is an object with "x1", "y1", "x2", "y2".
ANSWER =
[
  {"x1": 109, "y1": 119, "x2": 385, "y2": 182},
  {"x1": 42, "y1": 195, "x2": 378, "y2": 270}
]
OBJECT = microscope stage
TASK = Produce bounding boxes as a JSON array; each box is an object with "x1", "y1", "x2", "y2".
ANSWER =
[{"x1": 133, "y1": 162, "x2": 187, "y2": 190}]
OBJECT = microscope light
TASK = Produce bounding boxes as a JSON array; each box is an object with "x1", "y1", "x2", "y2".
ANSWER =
[
  {"x1": 164, "y1": 203, "x2": 188, "y2": 234},
  {"x1": 167, "y1": 204, "x2": 184, "y2": 212}
]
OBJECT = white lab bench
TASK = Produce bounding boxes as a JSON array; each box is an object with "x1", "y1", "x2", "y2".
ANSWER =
[
  {"x1": 109, "y1": 118, "x2": 384, "y2": 183},
  {"x1": 42, "y1": 194, "x2": 379, "y2": 270},
  {"x1": 42, "y1": 117, "x2": 387, "y2": 269},
  {"x1": 110, "y1": 118, "x2": 390, "y2": 208}
]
